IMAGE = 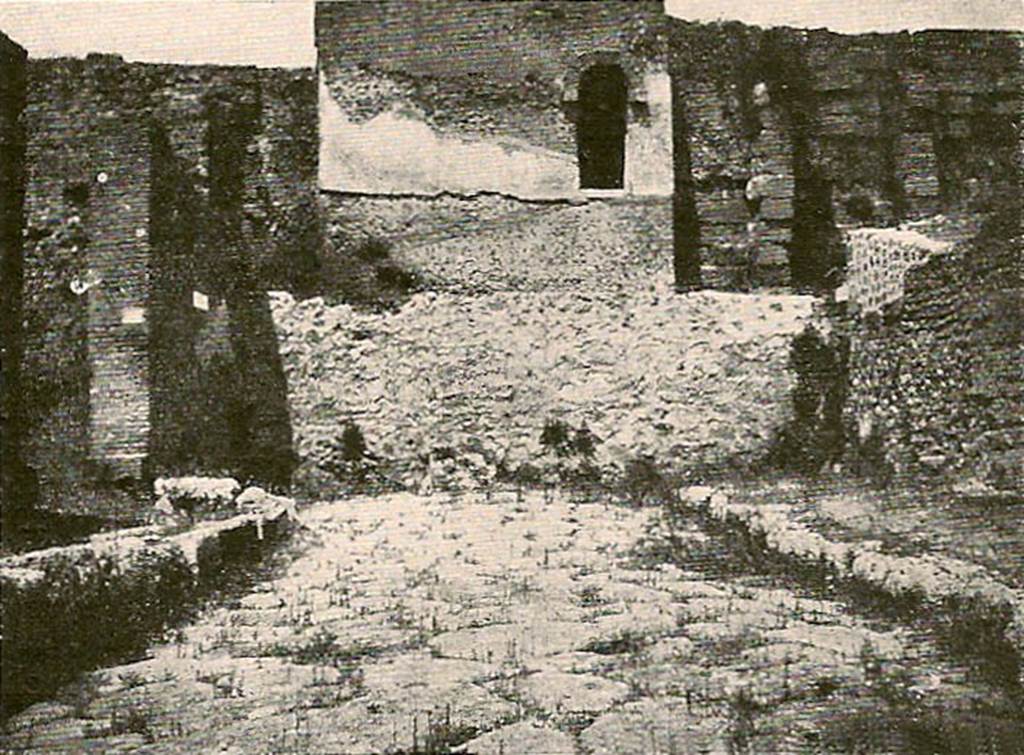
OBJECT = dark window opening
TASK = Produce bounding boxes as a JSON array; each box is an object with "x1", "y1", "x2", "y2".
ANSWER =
[{"x1": 577, "y1": 64, "x2": 627, "y2": 190}]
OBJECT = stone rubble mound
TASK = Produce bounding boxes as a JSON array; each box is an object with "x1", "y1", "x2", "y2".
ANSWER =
[{"x1": 270, "y1": 287, "x2": 822, "y2": 490}]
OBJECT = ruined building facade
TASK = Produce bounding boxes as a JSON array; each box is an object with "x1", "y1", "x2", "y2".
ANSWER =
[
  {"x1": 317, "y1": 1, "x2": 1020, "y2": 294},
  {"x1": 316, "y1": 0, "x2": 677, "y2": 298},
  {"x1": 2, "y1": 2, "x2": 1021, "y2": 512},
  {"x1": 13, "y1": 56, "x2": 317, "y2": 510}
]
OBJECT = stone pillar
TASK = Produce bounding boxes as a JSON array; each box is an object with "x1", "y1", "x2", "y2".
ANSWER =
[{"x1": 84, "y1": 120, "x2": 153, "y2": 478}]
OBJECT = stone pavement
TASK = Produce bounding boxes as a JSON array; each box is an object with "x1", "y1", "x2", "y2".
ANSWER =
[{"x1": 2, "y1": 491, "x2": 1018, "y2": 753}]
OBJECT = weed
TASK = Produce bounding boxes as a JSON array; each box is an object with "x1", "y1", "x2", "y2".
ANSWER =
[
  {"x1": 277, "y1": 627, "x2": 339, "y2": 665},
  {"x1": 385, "y1": 704, "x2": 482, "y2": 754},
  {"x1": 583, "y1": 630, "x2": 647, "y2": 656},
  {"x1": 725, "y1": 687, "x2": 764, "y2": 755},
  {"x1": 376, "y1": 263, "x2": 421, "y2": 291},
  {"x1": 766, "y1": 325, "x2": 849, "y2": 474},
  {"x1": 339, "y1": 423, "x2": 368, "y2": 462},
  {"x1": 576, "y1": 584, "x2": 606, "y2": 608},
  {"x1": 108, "y1": 705, "x2": 156, "y2": 743},
  {"x1": 356, "y1": 237, "x2": 392, "y2": 263},
  {"x1": 118, "y1": 670, "x2": 147, "y2": 690},
  {"x1": 620, "y1": 455, "x2": 674, "y2": 507},
  {"x1": 694, "y1": 627, "x2": 764, "y2": 661},
  {"x1": 540, "y1": 419, "x2": 574, "y2": 458}
]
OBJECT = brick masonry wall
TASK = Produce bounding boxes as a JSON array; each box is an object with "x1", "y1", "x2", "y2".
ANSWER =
[
  {"x1": 0, "y1": 32, "x2": 27, "y2": 512},
  {"x1": 19, "y1": 56, "x2": 313, "y2": 510},
  {"x1": 667, "y1": 21, "x2": 1022, "y2": 288},
  {"x1": 83, "y1": 122, "x2": 152, "y2": 477},
  {"x1": 18, "y1": 58, "x2": 136, "y2": 512},
  {"x1": 317, "y1": 0, "x2": 672, "y2": 200},
  {"x1": 316, "y1": 0, "x2": 668, "y2": 151},
  {"x1": 842, "y1": 214, "x2": 1023, "y2": 487}
]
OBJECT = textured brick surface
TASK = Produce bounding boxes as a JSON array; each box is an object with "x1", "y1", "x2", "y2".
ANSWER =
[
  {"x1": 668, "y1": 20, "x2": 1021, "y2": 284},
  {"x1": 18, "y1": 56, "x2": 313, "y2": 511},
  {"x1": 316, "y1": 0, "x2": 668, "y2": 156},
  {"x1": 0, "y1": 32, "x2": 27, "y2": 512},
  {"x1": 843, "y1": 217, "x2": 1023, "y2": 485}
]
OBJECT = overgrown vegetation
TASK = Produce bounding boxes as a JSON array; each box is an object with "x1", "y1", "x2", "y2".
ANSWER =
[
  {"x1": 538, "y1": 418, "x2": 601, "y2": 489},
  {"x1": 1, "y1": 517, "x2": 289, "y2": 722},
  {"x1": 619, "y1": 455, "x2": 675, "y2": 507},
  {"x1": 0, "y1": 549, "x2": 193, "y2": 720},
  {"x1": 766, "y1": 325, "x2": 849, "y2": 474},
  {"x1": 307, "y1": 233, "x2": 425, "y2": 311}
]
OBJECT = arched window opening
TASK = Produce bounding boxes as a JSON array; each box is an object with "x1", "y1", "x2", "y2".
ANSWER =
[{"x1": 577, "y1": 64, "x2": 627, "y2": 190}]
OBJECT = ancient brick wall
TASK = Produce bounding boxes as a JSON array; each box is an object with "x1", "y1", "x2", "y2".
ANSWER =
[
  {"x1": 316, "y1": 0, "x2": 674, "y2": 297},
  {"x1": 316, "y1": 0, "x2": 669, "y2": 186},
  {"x1": 18, "y1": 56, "x2": 310, "y2": 509},
  {"x1": 842, "y1": 213, "x2": 1023, "y2": 487},
  {"x1": 0, "y1": 31, "x2": 27, "y2": 512},
  {"x1": 19, "y1": 59, "x2": 152, "y2": 510},
  {"x1": 82, "y1": 122, "x2": 152, "y2": 478},
  {"x1": 668, "y1": 22, "x2": 806, "y2": 290},
  {"x1": 668, "y1": 21, "x2": 1022, "y2": 289}
]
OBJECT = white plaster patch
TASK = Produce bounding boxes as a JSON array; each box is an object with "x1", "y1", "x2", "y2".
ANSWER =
[
  {"x1": 623, "y1": 67, "x2": 673, "y2": 197},
  {"x1": 319, "y1": 75, "x2": 578, "y2": 199},
  {"x1": 120, "y1": 307, "x2": 146, "y2": 324}
]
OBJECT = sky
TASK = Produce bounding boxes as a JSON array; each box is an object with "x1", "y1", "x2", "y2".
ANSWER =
[
  {"x1": 0, "y1": 1, "x2": 1020, "y2": 67},
  {"x1": 0, "y1": 1, "x2": 316, "y2": 67},
  {"x1": 666, "y1": 0, "x2": 1022, "y2": 33}
]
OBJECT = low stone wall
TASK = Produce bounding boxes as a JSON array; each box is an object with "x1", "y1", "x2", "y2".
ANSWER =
[
  {"x1": 270, "y1": 287, "x2": 821, "y2": 492},
  {"x1": 0, "y1": 498, "x2": 294, "y2": 720},
  {"x1": 677, "y1": 485, "x2": 1024, "y2": 688}
]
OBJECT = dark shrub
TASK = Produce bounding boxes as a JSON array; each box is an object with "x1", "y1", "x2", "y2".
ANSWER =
[
  {"x1": 621, "y1": 455, "x2": 673, "y2": 507},
  {"x1": 355, "y1": 237, "x2": 391, "y2": 262},
  {"x1": 767, "y1": 325, "x2": 849, "y2": 473},
  {"x1": 339, "y1": 423, "x2": 367, "y2": 463},
  {"x1": 375, "y1": 263, "x2": 420, "y2": 292},
  {"x1": 540, "y1": 419, "x2": 574, "y2": 458}
]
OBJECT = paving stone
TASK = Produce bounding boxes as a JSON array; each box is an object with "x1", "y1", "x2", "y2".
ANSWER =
[
  {"x1": 645, "y1": 635, "x2": 697, "y2": 663},
  {"x1": 579, "y1": 698, "x2": 731, "y2": 755},
  {"x1": 2, "y1": 492, "x2": 1013, "y2": 753},
  {"x1": 514, "y1": 670, "x2": 632, "y2": 715},
  {"x1": 428, "y1": 620, "x2": 600, "y2": 663},
  {"x1": 457, "y1": 720, "x2": 576, "y2": 755}
]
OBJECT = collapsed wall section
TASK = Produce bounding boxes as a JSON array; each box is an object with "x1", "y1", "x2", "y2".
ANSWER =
[
  {"x1": 272, "y1": 289, "x2": 821, "y2": 493},
  {"x1": 306, "y1": 1, "x2": 837, "y2": 490}
]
